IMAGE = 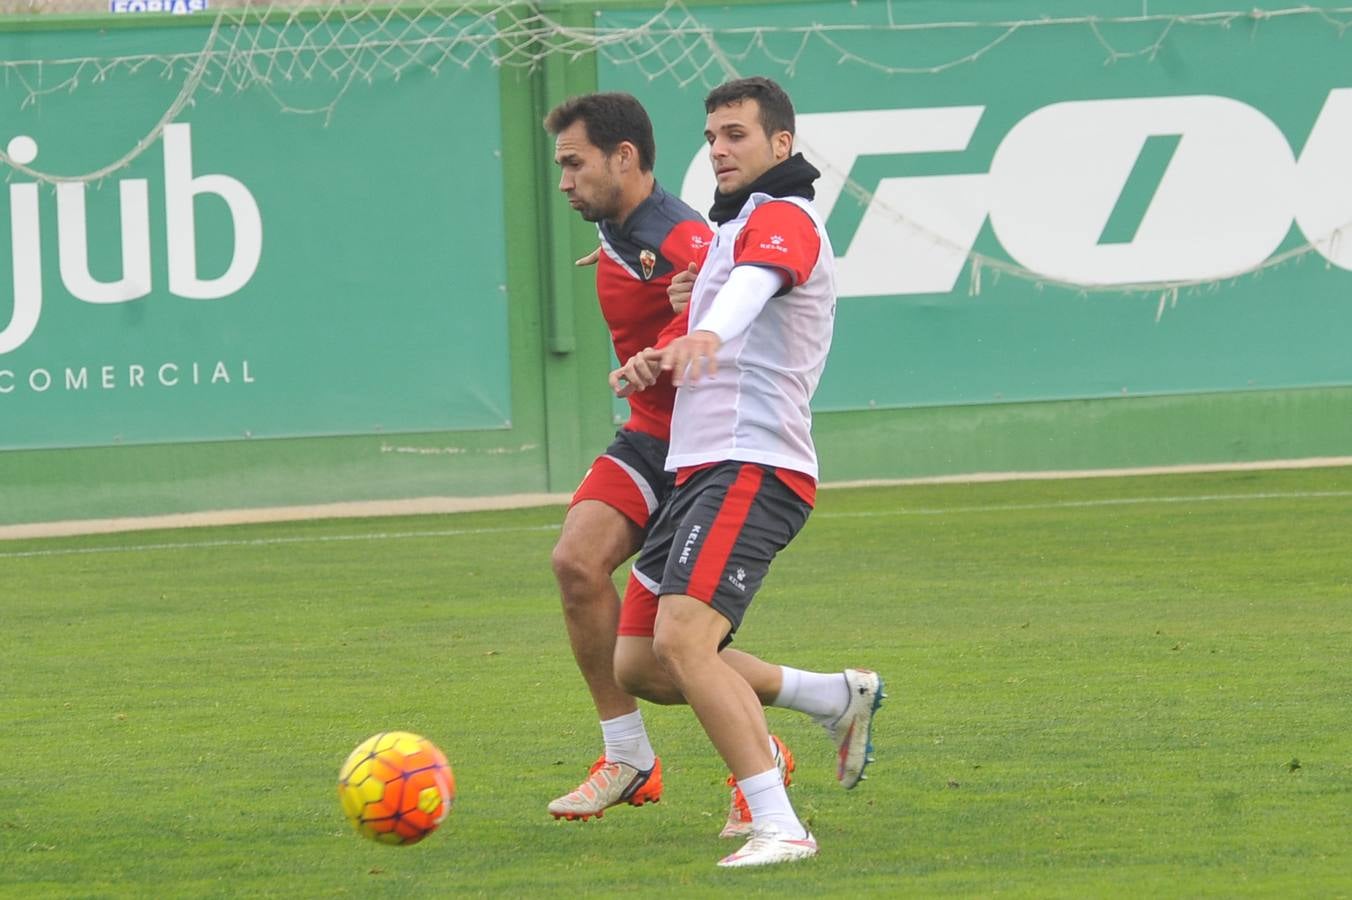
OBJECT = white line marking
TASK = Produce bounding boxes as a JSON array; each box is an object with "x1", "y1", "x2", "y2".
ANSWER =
[
  {"x1": 817, "y1": 490, "x2": 1352, "y2": 519},
  {"x1": 0, "y1": 524, "x2": 562, "y2": 560},
  {"x1": 0, "y1": 493, "x2": 573, "y2": 541},
  {"x1": 823, "y1": 455, "x2": 1352, "y2": 489},
  {"x1": 1, "y1": 490, "x2": 1347, "y2": 561}
]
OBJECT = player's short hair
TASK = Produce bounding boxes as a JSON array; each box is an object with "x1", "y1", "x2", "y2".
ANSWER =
[
  {"x1": 543, "y1": 92, "x2": 656, "y2": 172},
  {"x1": 704, "y1": 76, "x2": 795, "y2": 139}
]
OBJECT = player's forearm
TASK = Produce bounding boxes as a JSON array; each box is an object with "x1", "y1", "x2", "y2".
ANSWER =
[{"x1": 694, "y1": 264, "x2": 785, "y2": 343}]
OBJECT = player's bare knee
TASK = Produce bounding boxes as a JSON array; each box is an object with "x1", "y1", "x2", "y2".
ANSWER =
[
  {"x1": 615, "y1": 659, "x2": 682, "y2": 705},
  {"x1": 550, "y1": 540, "x2": 603, "y2": 597},
  {"x1": 650, "y1": 628, "x2": 699, "y2": 682},
  {"x1": 612, "y1": 656, "x2": 649, "y2": 698}
]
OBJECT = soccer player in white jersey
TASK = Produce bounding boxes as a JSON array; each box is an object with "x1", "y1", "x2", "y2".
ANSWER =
[{"x1": 610, "y1": 76, "x2": 885, "y2": 868}]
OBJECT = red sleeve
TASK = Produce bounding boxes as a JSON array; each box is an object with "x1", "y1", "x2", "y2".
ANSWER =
[
  {"x1": 660, "y1": 219, "x2": 714, "y2": 272},
  {"x1": 653, "y1": 308, "x2": 689, "y2": 349},
  {"x1": 732, "y1": 201, "x2": 821, "y2": 287},
  {"x1": 650, "y1": 220, "x2": 706, "y2": 349}
]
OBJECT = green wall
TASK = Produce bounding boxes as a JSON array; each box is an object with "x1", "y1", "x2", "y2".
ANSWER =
[{"x1": 2, "y1": 1, "x2": 1351, "y2": 528}]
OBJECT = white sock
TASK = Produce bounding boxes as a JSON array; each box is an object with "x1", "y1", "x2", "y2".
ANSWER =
[
  {"x1": 600, "y1": 710, "x2": 656, "y2": 771},
  {"x1": 738, "y1": 768, "x2": 806, "y2": 837},
  {"x1": 773, "y1": 666, "x2": 849, "y2": 723}
]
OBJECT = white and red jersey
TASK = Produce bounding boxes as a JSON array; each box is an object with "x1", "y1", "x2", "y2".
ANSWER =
[
  {"x1": 666, "y1": 192, "x2": 837, "y2": 481},
  {"x1": 596, "y1": 184, "x2": 711, "y2": 440}
]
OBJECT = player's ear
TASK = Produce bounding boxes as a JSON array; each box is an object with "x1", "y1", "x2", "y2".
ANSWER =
[
  {"x1": 772, "y1": 129, "x2": 793, "y2": 161},
  {"x1": 617, "y1": 140, "x2": 638, "y2": 172}
]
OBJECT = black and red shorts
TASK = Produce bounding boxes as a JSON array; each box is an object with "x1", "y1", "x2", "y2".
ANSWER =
[
  {"x1": 570, "y1": 429, "x2": 675, "y2": 529},
  {"x1": 623, "y1": 461, "x2": 811, "y2": 638}
]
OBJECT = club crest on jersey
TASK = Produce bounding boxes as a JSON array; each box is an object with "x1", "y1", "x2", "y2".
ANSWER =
[{"x1": 639, "y1": 248, "x2": 656, "y2": 280}]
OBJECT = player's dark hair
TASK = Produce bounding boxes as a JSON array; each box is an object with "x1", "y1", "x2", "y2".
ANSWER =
[
  {"x1": 543, "y1": 92, "x2": 656, "y2": 172},
  {"x1": 704, "y1": 76, "x2": 795, "y2": 138}
]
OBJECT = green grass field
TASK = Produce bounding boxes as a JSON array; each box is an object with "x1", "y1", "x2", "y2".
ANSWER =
[{"x1": 3, "y1": 467, "x2": 1351, "y2": 897}]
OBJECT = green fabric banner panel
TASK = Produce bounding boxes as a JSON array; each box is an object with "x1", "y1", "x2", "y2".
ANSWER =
[
  {"x1": 0, "y1": 20, "x2": 509, "y2": 450},
  {"x1": 597, "y1": 0, "x2": 1352, "y2": 411}
]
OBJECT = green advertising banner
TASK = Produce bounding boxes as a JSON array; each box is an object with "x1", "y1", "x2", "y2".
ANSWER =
[
  {"x1": 598, "y1": 0, "x2": 1352, "y2": 412},
  {"x1": 0, "y1": 19, "x2": 510, "y2": 450}
]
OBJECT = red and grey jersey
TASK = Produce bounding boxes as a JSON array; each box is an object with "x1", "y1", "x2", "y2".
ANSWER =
[
  {"x1": 596, "y1": 183, "x2": 712, "y2": 440},
  {"x1": 668, "y1": 193, "x2": 837, "y2": 481}
]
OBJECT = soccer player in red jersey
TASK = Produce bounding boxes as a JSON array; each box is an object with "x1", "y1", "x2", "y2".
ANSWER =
[{"x1": 543, "y1": 93, "x2": 704, "y2": 822}]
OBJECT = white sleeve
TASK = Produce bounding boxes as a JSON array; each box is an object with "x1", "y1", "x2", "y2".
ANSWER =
[{"x1": 693, "y1": 264, "x2": 785, "y2": 343}]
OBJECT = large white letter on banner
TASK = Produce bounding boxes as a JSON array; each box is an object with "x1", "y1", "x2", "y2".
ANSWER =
[
  {"x1": 57, "y1": 180, "x2": 153, "y2": 304},
  {"x1": 0, "y1": 137, "x2": 42, "y2": 355},
  {"x1": 988, "y1": 95, "x2": 1295, "y2": 285},
  {"x1": 680, "y1": 107, "x2": 989, "y2": 297},
  {"x1": 1294, "y1": 87, "x2": 1352, "y2": 271},
  {"x1": 164, "y1": 123, "x2": 263, "y2": 300}
]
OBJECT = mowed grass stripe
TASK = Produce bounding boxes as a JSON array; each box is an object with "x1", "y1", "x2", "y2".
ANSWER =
[
  {"x1": 2, "y1": 468, "x2": 1349, "y2": 896},
  {"x1": 3, "y1": 487, "x2": 1349, "y2": 560}
]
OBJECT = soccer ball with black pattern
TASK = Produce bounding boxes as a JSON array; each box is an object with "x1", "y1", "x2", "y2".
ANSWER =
[{"x1": 338, "y1": 731, "x2": 455, "y2": 845}]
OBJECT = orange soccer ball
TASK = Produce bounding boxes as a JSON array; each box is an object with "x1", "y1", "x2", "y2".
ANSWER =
[{"x1": 338, "y1": 731, "x2": 455, "y2": 845}]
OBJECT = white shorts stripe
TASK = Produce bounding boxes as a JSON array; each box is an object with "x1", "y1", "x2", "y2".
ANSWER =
[
  {"x1": 602, "y1": 453, "x2": 659, "y2": 516},
  {"x1": 629, "y1": 564, "x2": 662, "y2": 597}
]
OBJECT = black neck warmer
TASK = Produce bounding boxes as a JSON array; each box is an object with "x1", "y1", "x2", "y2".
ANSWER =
[{"x1": 708, "y1": 152, "x2": 820, "y2": 224}]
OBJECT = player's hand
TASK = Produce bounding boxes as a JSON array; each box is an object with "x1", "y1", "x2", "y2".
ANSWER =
[
  {"x1": 575, "y1": 247, "x2": 601, "y2": 267},
  {"x1": 668, "y1": 262, "x2": 697, "y2": 313},
  {"x1": 660, "y1": 330, "x2": 721, "y2": 387},
  {"x1": 610, "y1": 347, "x2": 663, "y2": 398}
]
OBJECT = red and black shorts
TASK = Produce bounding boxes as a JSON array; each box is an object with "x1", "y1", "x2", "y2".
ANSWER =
[
  {"x1": 570, "y1": 429, "x2": 675, "y2": 530},
  {"x1": 620, "y1": 461, "x2": 811, "y2": 640}
]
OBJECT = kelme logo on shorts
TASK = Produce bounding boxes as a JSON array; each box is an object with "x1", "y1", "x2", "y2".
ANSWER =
[{"x1": 678, "y1": 524, "x2": 702, "y2": 565}]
